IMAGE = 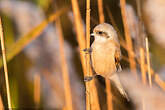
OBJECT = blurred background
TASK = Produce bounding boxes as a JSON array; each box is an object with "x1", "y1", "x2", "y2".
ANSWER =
[{"x1": 0, "y1": 0, "x2": 165, "y2": 110}]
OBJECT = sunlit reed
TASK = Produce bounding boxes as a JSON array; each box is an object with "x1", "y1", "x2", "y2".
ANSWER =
[
  {"x1": 145, "y1": 37, "x2": 152, "y2": 87},
  {"x1": 34, "y1": 74, "x2": 41, "y2": 107},
  {"x1": 56, "y1": 19, "x2": 73, "y2": 110},
  {"x1": 120, "y1": 0, "x2": 137, "y2": 75},
  {"x1": 0, "y1": 18, "x2": 12, "y2": 109}
]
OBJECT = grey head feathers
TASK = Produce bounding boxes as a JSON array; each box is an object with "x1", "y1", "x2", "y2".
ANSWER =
[{"x1": 93, "y1": 23, "x2": 118, "y2": 42}]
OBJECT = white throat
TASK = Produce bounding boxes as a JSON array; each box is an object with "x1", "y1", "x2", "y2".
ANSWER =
[{"x1": 94, "y1": 35, "x2": 107, "y2": 43}]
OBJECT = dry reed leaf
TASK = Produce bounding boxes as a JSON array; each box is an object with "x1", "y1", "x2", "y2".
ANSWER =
[
  {"x1": 0, "y1": 7, "x2": 68, "y2": 68},
  {"x1": 154, "y1": 74, "x2": 165, "y2": 91}
]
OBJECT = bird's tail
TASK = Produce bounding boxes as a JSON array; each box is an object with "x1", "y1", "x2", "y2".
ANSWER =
[{"x1": 109, "y1": 74, "x2": 129, "y2": 101}]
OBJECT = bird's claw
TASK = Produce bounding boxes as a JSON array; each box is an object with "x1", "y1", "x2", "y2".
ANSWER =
[
  {"x1": 84, "y1": 76, "x2": 93, "y2": 82},
  {"x1": 82, "y1": 48, "x2": 92, "y2": 54}
]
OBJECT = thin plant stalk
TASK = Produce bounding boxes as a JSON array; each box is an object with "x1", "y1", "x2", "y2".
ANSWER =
[
  {"x1": 71, "y1": 0, "x2": 101, "y2": 109},
  {"x1": 71, "y1": 0, "x2": 86, "y2": 71},
  {"x1": 137, "y1": 49, "x2": 165, "y2": 90},
  {"x1": 71, "y1": 0, "x2": 89, "y2": 109},
  {"x1": 34, "y1": 74, "x2": 41, "y2": 107},
  {"x1": 154, "y1": 74, "x2": 165, "y2": 91},
  {"x1": 42, "y1": 69, "x2": 64, "y2": 102},
  {"x1": 97, "y1": 1, "x2": 113, "y2": 110},
  {"x1": 86, "y1": 0, "x2": 101, "y2": 109},
  {"x1": 145, "y1": 37, "x2": 152, "y2": 87},
  {"x1": 97, "y1": 0, "x2": 105, "y2": 23},
  {"x1": 105, "y1": 80, "x2": 113, "y2": 110},
  {"x1": 120, "y1": 0, "x2": 137, "y2": 75},
  {"x1": 56, "y1": 19, "x2": 73, "y2": 110},
  {"x1": 0, "y1": 18, "x2": 12, "y2": 109},
  {"x1": 86, "y1": 0, "x2": 94, "y2": 109},
  {"x1": 90, "y1": 78, "x2": 100, "y2": 110},
  {"x1": 0, "y1": 95, "x2": 4, "y2": 110},
  {"x1": 140, "y1": 48, "x2": 146, "y2": 110},
  {"x1": 106, "y1": 7, "x2": 128, "y2": 55},
  {"x1": 140, "y1": 48, "x2": 146, "y2": 85}
]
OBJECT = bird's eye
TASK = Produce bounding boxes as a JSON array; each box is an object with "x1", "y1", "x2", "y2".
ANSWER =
[{"x1": 98, "y1": 31, "x2": 103, "y2": 34}]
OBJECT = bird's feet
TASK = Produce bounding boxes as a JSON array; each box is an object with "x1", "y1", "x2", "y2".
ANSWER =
[
  {"x1": 84, "y1": 76, "x2": 93, "y2": 82},
  {"x1": 82, "y1": 48, "x2": 92, "y2": 54},
  {"x1": 84, "y1": 74, "x2": 96, "y2": 82}
]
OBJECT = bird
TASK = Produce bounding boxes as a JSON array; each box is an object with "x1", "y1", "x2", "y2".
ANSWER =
[{"x1": 83, "y1": 23, "x2": 129, "y2": 100}]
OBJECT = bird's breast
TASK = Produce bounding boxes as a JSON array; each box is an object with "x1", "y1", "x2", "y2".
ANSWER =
[{"x1": 91, "y1": 43, "x2": 116, "y2": 77}]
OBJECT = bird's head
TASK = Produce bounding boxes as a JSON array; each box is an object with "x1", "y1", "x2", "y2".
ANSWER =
[{"x1": 91, "y1": 23, "x2": 119, "y2": 43}]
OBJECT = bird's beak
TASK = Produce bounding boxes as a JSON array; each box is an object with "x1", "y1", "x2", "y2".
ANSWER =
[{"x1": 90, "y1": 33, "x2": 95, "y2": 37}]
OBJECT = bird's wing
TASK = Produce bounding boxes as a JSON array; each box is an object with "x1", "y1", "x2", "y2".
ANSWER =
[
  {"x1": 109, "y1": 74, "x2": 129, "y2": 100},
  {"x1": 89, "y1": 48, "x2": 97, "y2": 75},
  {"x1": 115, "y1": 48, "x2": 122, "y2": 72}
]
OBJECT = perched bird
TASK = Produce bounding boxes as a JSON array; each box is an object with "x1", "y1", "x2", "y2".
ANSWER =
[{"x1": 84, "y1": 23, "x2": 128, "y2": 100}]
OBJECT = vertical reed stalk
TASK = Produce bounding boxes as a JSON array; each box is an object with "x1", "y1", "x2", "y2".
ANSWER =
[
  {"x1": 0, "y1": 95, "x2": 4, "y2": 110},
  {"x1": 98, "y1": 1, "x2": 113, "y2": 110},
  {"x1": 140, "y1": 48, "x2": 146, "y2": 110},
  {"x1": 140, "y1": 48, "x2": 146, "y2": 85},
  {"x1": 0, "y1": 18, "x2": 12, "y2": 109},
  {"x1": 97, "y1": 0, "x2": 105, "y2": 23},
  {"x1": 34, "y1": 74, "x2": 41, "y2": 107},
  {"x1": 56, "y1": 19, "x2": 73, "y2": 110},
  {"x1": 86, "y1": 0, "x2": 91, "y2": 78},
  {"x1": 71, "y1": 0, "x2": 100, "y2": 109},
  {"x1": 71, "y1": 0, "x2": 86, "y2": 72},
  {"x1": 90, "y1": 79, "x2": 100, "y2": 110},
  {"x1": 106, "y1": 7, "x2": 127, "y2": 55},
  {"x1": 145, "y1": 37, "x2": 152, "y2": 87},
  {"x1": 105, "y1": 80, "x2": 113, "y2": 110},
  {"x1": 120, "y1": 0, "x2": 137, "y2": 75},
  {"x1": 86, "y1": 0, "x2": 101, "y2": 109},
  {"x1": 71, "y1": 0, "x2": 90, "y2": 109},
  {"x1": 86, "y1": 0, "x2": 93, "y2": 109}
]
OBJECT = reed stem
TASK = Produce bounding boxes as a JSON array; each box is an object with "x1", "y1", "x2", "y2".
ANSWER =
[
  {"x1": 145, "y1": 37, "x2": 152, "y2": 87},
  {"x1": 0, "y1": 18, "x2": 12, "y2": 109},
  {"x1": 56, "y1": 19, "x2": 73, "y2": 110},
  {"x1": 120, "y1": 0, "x2": 137, "y2": 75}
]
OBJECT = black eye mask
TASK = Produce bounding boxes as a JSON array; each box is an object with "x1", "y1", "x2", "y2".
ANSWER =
[{"x1": 95, "y1": 30, "x2": 109, "y2": 38}]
